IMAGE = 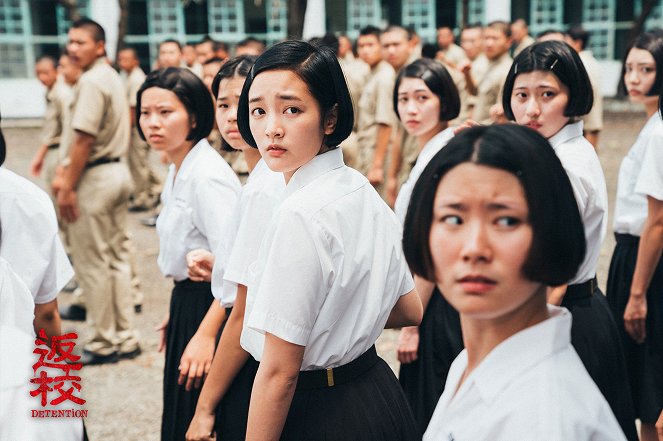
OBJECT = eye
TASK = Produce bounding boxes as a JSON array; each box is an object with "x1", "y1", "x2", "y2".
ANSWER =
[
  {"x1": 441, "y1": 215, "x2": 462, "y2": 225},
  {"x1": 416, "y1": 95, "x2": 429, "y2": 102},
  {"x1": 217, "y1": 102, "x2": 229, "y2": 109},
  {"x1": 514, "y1": 91, "x2": 527, "y2": 99},
  {"x1": 643, "y1": 67, "x2": 655, "y2": 73},
  {"x1": 159, "y1": 109, "x2": 172, "y2": 115},
  {"x1": 284, "y1": 107, "x2": 301, "y2": 114},
  {"x1": 251, "y1": 108, "x2": 265, "y2": 117},
  {"x1": 542, "y1": 90, "x2": 556, "y2": 98},
  {"x1": 397, "y1": 96, "x2": 407, "y2": 103},
  {"x1": 496, "y1": 216, "x2": 521, "y2": 227}
]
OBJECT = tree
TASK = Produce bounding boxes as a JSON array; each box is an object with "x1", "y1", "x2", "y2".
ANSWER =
[
  {"x1": 117, "y1": 0, "x2": 129, "y2": 52},
  {"x1": 287, "y1": 0, "x2": 307, "y2": 39},
  {"x1": 58, "y1": 0, "x2": 81, "y2": 21}
]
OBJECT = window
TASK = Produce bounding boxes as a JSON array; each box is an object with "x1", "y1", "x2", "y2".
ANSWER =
[
  {"x1": 347, "y1": 0, "x2": 381, "y2": 38},
  {"x1": 402, "y1": 0, "x2": 435, "y2": 42}
]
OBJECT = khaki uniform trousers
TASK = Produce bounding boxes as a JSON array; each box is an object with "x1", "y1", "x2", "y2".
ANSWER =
[
  {"x1": 67, "y1": 162, "x2": 139, "y2": 355},
  {"x1": 128, "y1": 128, "x2": 161, "y2": 208}
]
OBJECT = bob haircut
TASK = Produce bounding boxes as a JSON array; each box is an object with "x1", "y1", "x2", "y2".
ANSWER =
[
  {"x1": 237, "y1": 40, "x2": 354, "y2": 149},
  {"x1": 393, "y1": 58, "x2": 461, "y2": 122},
  {"x1": 502, "y1": 40, "x2": 594, "y2": 121},
  {"x1": 211, "y1": 55, "x2": 257, "y2": 151},
  {"x1": 0, "y1": 114, "x2": 5, "y2": 166},
  {"x1": 135, "y1": 67, "x2": 214, "y2": 143},
  {"x1": 621, "y1": 30, "x2": 663, "y2": 97},
  {"x1": 402, "y1": 124, "x2": 586, "y2": 287}
]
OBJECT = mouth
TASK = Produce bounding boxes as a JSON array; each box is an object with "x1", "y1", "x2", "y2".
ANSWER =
[
  {"x1": 266, "y1": 144, "x2": 287, "y2": 156},
  {"x1": 457, "y1": 275, "x2": 497, "y2": 293},
  {"x1": 405, "y1": 120, "x2": 420, "y2": 127},
  {"x1": 148, "y1": 134, "x2": 164, "y2": 142},
  {"x1": 525, "y1": 121, "x2": 542, "y2": 130},
  {"x1": 628, "y1": 90, "x2": 643, "y2": 96}
]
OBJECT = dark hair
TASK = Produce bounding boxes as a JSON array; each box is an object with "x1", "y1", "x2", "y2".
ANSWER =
[
  {"x1": 567, "y1": 25, "x2": 590, "y2": 50},
  {"x1": 118, "y1": 46, "x2": 138, "y2": 59},
  {"x1": 383, "y1": 25, "x2": 413, "y2": 40},
  {"x1": 236, "y1": 37, "x2": 265, "y2": 50},
  {"x1": 203, "y1": 57, "x2": 225, "y2": 66},
  {"x1": 36, "y1": 55, "x2": 58, "y2": 68},
  {"x1": 487, "y1": 20, "x2": 511, "y2": 38},
  {"x1": 70, "y1": 18, "x2": 105, "y2": 42},
  {"x1": 311, "y1": 33, "x2": 340, "y2": 56},
  {"x1": 198, "y1": 37, "x2": 228, "y2": 54},
  {"x1": 212, "y1": 55, "x2": 257, "y2": 151},
  {"x1": 159, "y1": 39, "x2": 182, "y2": 51},
  {"x1": 502, "y1": 41, "x2": 594, "y2": 120},
  {"x1": 237, "y1": 40, "x2": 354, "y2": 149},
  {"x1": 359, "y1": 25, "x2": 381, "y2": 40},
  {"x1": 622, "y1": 30, "x2": 663, "y2": 97},
  {"x1": 135, "y1": 67, "x2": 214, "y2": 143},
  {"x1": 421, "y1": 43, "x2": 438, "y2": 59},
  {"x1": 393, "y1": 58, "x2": 460, "y2": 122},
  {"x1": 0, "y1": 113, "x2": 5, "y2": 166},
  {"x1": 461, "y1": 23, "x2": 483, "y2": 33},
  {"x1": 403, "y1": 124, "x2": 585, "y2": 287},
  {"x1": 536, "y1": 29, "x2": 565, "y2": 40}
]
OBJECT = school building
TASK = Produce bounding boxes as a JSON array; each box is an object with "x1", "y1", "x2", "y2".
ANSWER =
[{"x1": 1, "y1": 0, "x2": 661, "y2": 118}]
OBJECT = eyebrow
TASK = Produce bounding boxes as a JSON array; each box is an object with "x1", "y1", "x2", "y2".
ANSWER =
[
  {"x1": 436, "y1": 201, "x2": 523, "y2": 210},
  {"x1": 249, "y1": 93, "x2": 304, "y2": 104}
]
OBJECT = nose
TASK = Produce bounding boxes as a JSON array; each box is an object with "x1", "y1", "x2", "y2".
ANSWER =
[
  {"x1": 264, "y1": 114, "x2": 283, "y2": 139},
  {"x1": 227, "y1": 104, "x2": 237, "y2": 122},
  {"x1": 405, "y1": 97, "x2": 418, "y2": 115},
  {"x1": 525, "y1": 97, "x2": 540, "y2": 118},
  {"x1": 461, "y1": 221, "x2": 492, "y2": 264},
  {"x1": 142, "y1": 111, "x2": 160, "y2": 128},
  {"x1": 625, "y1": 69, "x2": 640, "y2": 85}
]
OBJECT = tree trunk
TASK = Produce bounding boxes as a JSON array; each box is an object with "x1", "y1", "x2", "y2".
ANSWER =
[
  {"x1": 287, "y1": 0, "x2": 307, "y2": 40},
  {"x1": 59, "y1": 0, "x2": 81, "y2": 21},
  {"x1": 117, "y1": 0, "x2": 129, "y2": 52}
]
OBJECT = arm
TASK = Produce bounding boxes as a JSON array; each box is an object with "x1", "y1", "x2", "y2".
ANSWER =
[
  {"x1": 367, "y1": 124, "x2": 393, "y2": 186},
  {"x1": 385, "y1": 288, "x2": 423, "y2": 329},
  {"x1": 458, "y1": 60, "x2": 478, "y2": 96},
  {"x1": 129, "y1": 106, "x2": 136, "y2": 127},
  {"x1": 245, "y1": 332, "x2": 304, "y2": 441},
  {"x1": 397, "y1": 275, "x2": 433, "y2": 363},
  {"x1": 179, "y1": 301, "x2": 228, "y2": 391},
  {"x1": 57, "y1": 130, "x2": 95, "y2": 223},
  {"x1": 624, "y1": 196, "x2": 663, "y2": 344},
  {"x1": 386, "y1": 127, "x2": 403, "y2": 207},
  {"x1": 186, "y1": 285, "x2": 251, "y2": 441},
  {"x1": 30, "y1": 144, "x2": 50, "y2": 177},
  {"x1": 34, "y1": 298, "x2": 62, "y2": 342}
]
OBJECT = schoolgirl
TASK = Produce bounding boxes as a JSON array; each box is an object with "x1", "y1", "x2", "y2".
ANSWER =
[
  {"x1": 391, "y1": 58, "x2": 464, "y2": 431},
  {"x1": 186, "y1": 55, "x2": 285, "y2": 441},
  {"x1": 607, "y1": 30, "x2": 663, "y2": 441},
  {"x1": 403, "y1": 124, "x2": 625, "y2": 440},
  {"x1": 237, "y1": 40, "x2": 422, "y2": 440},
  {"x1": 502, "y1": 40, "x2": 637, "y2": 440},
  {"x1": 136, "y1": 67, "x2": 241, "y2": 441}
]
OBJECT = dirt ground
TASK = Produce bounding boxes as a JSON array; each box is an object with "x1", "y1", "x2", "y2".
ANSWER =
[{"x1": 1, "y1": 109, "x2": 647, "y2": 440}]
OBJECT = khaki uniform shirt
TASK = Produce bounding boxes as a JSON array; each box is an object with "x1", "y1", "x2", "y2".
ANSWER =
[
  {"x1": 121, "y1": 66, "x2": 146, "y2": 108},
  {"x1": 513, "y1": 35, "x2": 535, "y2": 57},
  {"x1": 579, "y1": 50, "x2": 603, "y2": 132},
  {"x1": 70, "y1": 58, "x2": 130, "y2": 163},
  {"x1": 356, "y1": 60, "x2": 398, "y2": 172},
  {"x1": 474, "y1": 52, "x2": 512, "y2": 125},
  {"x1": 41, "y1": 79, "x2": 73, "y2": 147},
  {"x1": 437, "y1": 43, "x2": 468, "y2": 68},
  {"x1": 340, "y1": 57, "x2": 370, "y2": 130}
]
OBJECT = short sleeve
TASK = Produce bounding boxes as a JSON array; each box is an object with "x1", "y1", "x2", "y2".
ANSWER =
[
  {"x1": 374, "y1": 73, "x2": 397, "y2": 127},
  {"x1": 192, "y1": 173, "x2": 239, "y2": 255},
  {"x1": 635, "y1": 132, "x2": 663, "y2": 201},
  {"x1": 128, "y1": 76, "x2": 142, "y2": 107},
  {"x1": 70, "y1": 77, "x2": 105, "y2": 137},
  {"x1": 41, "y1": 95, "x2": 62, "y2": 146},
  {"x1": 245, "y1": 210, "x2": 327, "y2": 346}
]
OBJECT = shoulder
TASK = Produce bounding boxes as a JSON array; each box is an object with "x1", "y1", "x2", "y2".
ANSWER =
[
  {"x1": 0, "y1": 169, "x2": 56, "y2": 220},
  {"x1": 192, "y1": 143, "x2": 241, "y2": 186}
]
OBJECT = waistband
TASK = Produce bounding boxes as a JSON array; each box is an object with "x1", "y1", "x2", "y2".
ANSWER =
[
  {"x1": 615, "y1": 233, "x2": 639, "y2": 246},
  {"x1": 296, "y1": 345, "x2": 379, "y2": 390},
  {"x1": 565, "y1": 276, "x2": 597, "y2": 301},
  {"x1": 47, "y1": 143, "x2": 59, "y2": 150},
  {"x1": 86, "y1": 157, "x2": 120, "y2": 169},
  {"x1": 173, "y1": 278, "x2": 212, "y2": 288}
]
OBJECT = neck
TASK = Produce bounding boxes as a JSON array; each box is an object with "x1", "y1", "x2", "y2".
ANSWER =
[
  {"x1": 170, "y1": 140, "x2": 196, "y2": 173},
  {"x1": 417, "y1": 122, "x2": 448, "y2": 151},
  {"x1": 243, "y1": 148, "x2": 262, "y2": 173},
  {"x1": 644, "y1": 99, "x2": 659, "y2": 118},
  {"x1": 460, "y1": 286, "x2": 549, "y2": 378}
]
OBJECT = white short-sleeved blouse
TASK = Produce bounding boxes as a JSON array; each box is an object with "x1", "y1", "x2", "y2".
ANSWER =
[
  {"x1": 156, "y1": 139, "x2": 241, "y2": 281},
  {"x1": 614, "y1": 114, "x2": 663, "y2": 236},
  {"x1": 241, "y1": 148, "x2": 414, "y2": 370},
  {"x1": 0, "y1": 168, "x2": 74, "y2": 304},
  {"x1": 548, "y1": 121, "x2": 608, "y2": 284}
]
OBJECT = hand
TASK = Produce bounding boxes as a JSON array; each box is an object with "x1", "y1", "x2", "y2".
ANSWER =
[
  {"x1": 57, "y1": 187, "x2": 80, "y2": 223},
  {"x1": 656, "y1": 410, "x2": 663, "y2": 441},
  {"x1": 178, "y1": 332, "x2": 216, "y2": 391},
  {"x1": 367, "y1": 166, "x2": 384, "y2": 186},
  {"x1": 186, "y1": 249, "x2": 215, "y2": 282},
  {"x1": 453, "y1": 119, "x2": 479, "y2": 135},
  {"x1": 624, "y1": 294, "x2": 647, "y2": 344},
  {"x1": 156, "y1": 313, "x2": 169, "y2": 353},
  {"x1": 546, "y1": 285, "x2": 567, "y2": 306},
  {"x1": 489, "y1": 104, "x2": 506, "y2": 123},
  {"x1": 186, "y1": 411, "x2": 217, "y2": 441},
  {"x1": 51, "y1": 165, "x2": 66, "y2": 197},
  {"x1": 397, "y1": 326, "x2": 419, "y2": 364},
  {"x1": 457, "y1": 59, "x2": 472, "y2": 75},
  {"x1": 30, "y1": 154, "x2": 44, "y2": 177},
  {"x1": 385, "y1": 177, "x2": 398, "y2": 208}
]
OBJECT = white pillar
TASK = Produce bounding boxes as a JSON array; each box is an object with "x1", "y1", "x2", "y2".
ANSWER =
[
  {"x1": 302, "y1": 0, "x2": 326, "y2": 40},
  {"x1": 484, "y1": 0, "x2": 511, "y2": 23},
  {"x1": 90, "y1": 0, "x2": 120, "y2": 60}
]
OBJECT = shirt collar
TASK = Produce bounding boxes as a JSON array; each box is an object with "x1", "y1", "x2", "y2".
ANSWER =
[
  {"x1": 87, "y1": 57, "x2": 107, "y2": 72},
  {"x1": 283, "y1": 148, "x2": 344, "y2": 198},
  {"x1": 175, "y1": 138, "x2": 210, "y2": 182},
  {"x1": 420, "y1": 127, "x2": 455, "y2": 158},
  {"x1": 467, "y1": 305, "x2": 572, "y2": 405},
  {"x1": 548, "y1": 121, "x2": 584, "y2": 149}
]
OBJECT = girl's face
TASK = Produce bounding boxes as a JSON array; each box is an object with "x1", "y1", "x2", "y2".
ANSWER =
[
  {"x1": 139, "y1": 87, "x2": 194, "y2": 155},
  {"x1": 248, "y1": 69, "x2": 335, "y2": 183},
  {"x1": 216, "y1": 75, "x2": 251, "y2": 151},
  {"x1": 624, "y1": 48, "x2": 658, "y2": 106},
  {"x1": 397, "y1": 77, "x2": 445, "y2": 139},
  {"x1": 510, "y1": 70, "x2": 570, "y2": 139},
  {"x1": 429, "y1": 163, "x2": 541, "y2": 321}
]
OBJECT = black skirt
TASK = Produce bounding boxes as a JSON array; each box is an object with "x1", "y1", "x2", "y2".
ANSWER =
[
  {"x1": 162, "y1": 279, "x2": 215, "y2": 441},
  {"x1": 281, "y1": 347, "x2": 420, "y2": 441},
  {"x1": 606, "y1": 233, "x2": 663, "y2": 424},
  {"x1": 562, "y1": 278, "x2": 638, "y2": 440},
  {"x1": 398, "y1": 288, "x2": 463, "y2": 434},
  {"x1": 214, "y1": 356, "x2": 259, "y2": 441}
]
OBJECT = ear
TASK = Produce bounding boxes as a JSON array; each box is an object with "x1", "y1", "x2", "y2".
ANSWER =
[{"x1": 324, "y1": 104, "x2": 338, "y2": 135}]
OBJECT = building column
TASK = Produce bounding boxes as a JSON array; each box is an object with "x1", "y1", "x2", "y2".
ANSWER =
[
  {"x1": 90, "y1": 0, "x2": 120, "y2": 60},
  {"x1": 302, "y1": 0, "x2": 326, "y2": 40},
  {"x1": 484, "y1": 0, "x2": 511, "y2": 22}
]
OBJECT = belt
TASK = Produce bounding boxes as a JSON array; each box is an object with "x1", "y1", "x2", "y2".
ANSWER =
[
  {"x1": 47, "y1": 143, "x2": 59, "y2": 150},
  {"x1": 296, "y1": 345, "x2": 379, "y2": 390},
  {"x1": 565, "y1": 276, "x2": 597, "y2": 301},
  {"x1": 615, "y1": 233, "x2": 639, "y2": 246},
  {"x1": 86, "y1": 157, "x2": 120, "y2": 169}
]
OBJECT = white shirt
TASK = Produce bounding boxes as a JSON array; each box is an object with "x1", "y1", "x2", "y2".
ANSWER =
[
  {"x1": 424, "y1": 306, "x2": 625, "y2": 441},
  {"x1": 614, "y1": 114, "x2": 663, "y2": 235},
  {"x1": 0, "y1": 168, "x2": 74, "y2": 304},
  {"x1": 211, "y1": 159, "x2": 285, "y2": 307},
  {"x1": 157, "y1": 139, "x2": 241, "y2": 281},
  {"x1": 394, "y1": 127, "x2": 455, "y2": 224},
  {"x1": 548, "y1": 121, "x2": 608, "y2": 284},
  {"x1": 241, "y1": 148, "x2": 414, "y2": 370}
]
